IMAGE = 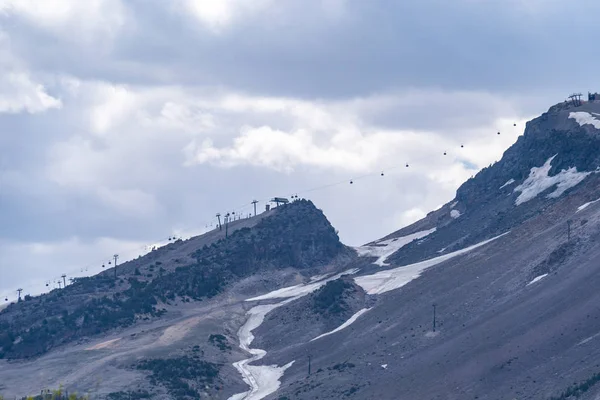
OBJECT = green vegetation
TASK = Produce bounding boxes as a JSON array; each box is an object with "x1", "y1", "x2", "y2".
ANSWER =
[
  {"x1": 1, "y1": 386, "x2": 89, "y2": 399},
  {"x1": 209, "y1": 334, "x2": 232, "y2": 351},
  {"x1": 136, "y1": 356, "x2": 221, "y2": 399},
  {"x1": 0, "y1": 200, "x2": 345, "y2": 360},
  {"x1": 549, "y1": 371, "x2": 600, "y2": 400},
  {"x1": 106, "y1": 390, "x2": 152, "y2": 400}
]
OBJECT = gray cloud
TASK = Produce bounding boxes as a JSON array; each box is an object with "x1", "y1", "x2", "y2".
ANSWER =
[{"x1": 1, "y1": 0, "x2": 598, "y2": 300}]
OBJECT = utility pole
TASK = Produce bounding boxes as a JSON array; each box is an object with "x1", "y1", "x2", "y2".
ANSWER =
[
  {"x1": 17, "y1": 288, "x2": 23, "y2": 302},
  {"x1": 113, "y1": 254, "x2": 119, "y2": 279},
  {"x1": 432, "y1": 304, "x2": 437, "y2": 332},
  {"x1": 61, "y1": 274, "x2": 67, "y2": 288},
  {"x1": 57, "y1": 281, "x2": 62, "y2": 289},
  {"x1": 252, "y1": 200, "x2": 258, "y2": 217},
  {"x1": 216, "y1": 213, "x2": 222, "y2": 231},
  {"x1": 225, "y1": 213, "x2": 230, "y2": 238}
]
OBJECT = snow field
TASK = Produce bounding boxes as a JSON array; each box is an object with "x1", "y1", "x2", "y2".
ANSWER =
[
  {"x1": 569, "y1": 112, "x2": 600, "y2": 129},
  {"x1": 355, "y1": 233, "x2": 508, "y2": 295},
  {"x1": 513, "y1": 155, "x2": 593, "y2": 206},
  {"x1": 354, "y1": 228, "x2": 437, "y2": 267}
]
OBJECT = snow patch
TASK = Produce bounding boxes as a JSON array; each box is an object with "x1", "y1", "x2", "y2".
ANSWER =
[
  {"x1": 310, "y1": 308, "x2": 372, "y2": 342},
  {"x1": 246, "y1": 268, "x2": 360, "y2": 301},
  {"x1": 500, "y1": 178, "x2": 515, "y2": 189},
  {"x1": 569, "y1": 112, "x2": 600, "y2": 129},
  {"x1": 527, "y1": 273, "x2": 548, "y2": 286},
  {"x1": 513, "y1": 155, "x2": 593, "y2": 206},
  {"x1": 355, "y1": 233, "x2": 508, "y2": 295},
  {"x1": 577, "y1": 198, "x2": 600, "y2": 212},
  {"x1": 381, "y1": 364, "x2": 388, "y2": 369},
  {"x1": 450, "y1": 210, "x2": 461, "y2": 219},
  {"x1": 355, "y1": 228, "x2": 437, "y2": 267},
  {"x1": 450, "y1": 201, "x2": 458, "y2": 208}
]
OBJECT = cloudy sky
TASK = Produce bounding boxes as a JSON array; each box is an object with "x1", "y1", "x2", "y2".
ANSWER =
[{"x1": 1, "y1": 0, "x2": 599, "y2": 300}]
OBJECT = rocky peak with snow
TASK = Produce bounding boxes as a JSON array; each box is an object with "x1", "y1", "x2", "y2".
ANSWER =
[
  {"x1": 382, "y1": 100, "x2": 600, "y2": 267},
  {"x1": 457, "y1": 100, "x2": 600, "y2": 209}
]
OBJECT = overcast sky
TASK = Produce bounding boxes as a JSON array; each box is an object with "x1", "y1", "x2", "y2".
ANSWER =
[{"x1": 1, "y1": 0, "x2": 599, "y2": 301}]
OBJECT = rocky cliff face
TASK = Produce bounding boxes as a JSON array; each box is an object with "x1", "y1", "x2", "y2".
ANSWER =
[
  {"x1": 385, "y1": 101, "x2": 600, "y2": 266},
  {"x1": 456, "y1": 101, "x2": 600, "y2": 208}
]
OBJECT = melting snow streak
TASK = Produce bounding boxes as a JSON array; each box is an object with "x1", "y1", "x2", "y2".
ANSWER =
[
  {"x1": 577, "y1": 198, "x2": 600, "y2": 212},
  {"x1": 229, "y1": 301, "x2": 296, "y2": 400},
  {"x1": 230, "y1": 270, "x2": 362, "y2": 399},
  {"x1": 355, "y1": 233, "x2": 508, "y2": 295},
  {"x1": 355, "y1": 229, "x2": 437, "y2": 267},
  {"x1": 513, "y1": 155, "x2": 593, "y2": 206},
  {"x1": 500, "y1": 179, "x2": 515, "y2": 189},
  {"x1": 527, "y1": 274, "x2": 548, "y2": 286},
  {"x1": 310, "y1": 308, "x2": 372, "y2": 342}
]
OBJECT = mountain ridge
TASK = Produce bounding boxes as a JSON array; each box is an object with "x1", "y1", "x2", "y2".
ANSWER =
[{"x1": 2, "y1": 100, "x2": 600, "y2": 399}]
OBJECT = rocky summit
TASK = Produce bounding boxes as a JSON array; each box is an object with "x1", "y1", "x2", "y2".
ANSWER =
[{"x1": 2, "y1": 100, "x2": 600, "y2": 400}]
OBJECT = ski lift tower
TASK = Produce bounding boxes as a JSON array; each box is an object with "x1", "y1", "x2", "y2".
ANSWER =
[
  {"x1": 271, "y1": 197, "x2": 289, "y2": 207},
  {"x1": 569, "y1": 93, "x2": 583, "y2": 107}
]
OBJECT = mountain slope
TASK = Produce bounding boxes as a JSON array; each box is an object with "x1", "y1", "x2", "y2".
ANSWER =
[
  {"x1": 2, "y1": 100, "x2": 600, "y2": 400},
  {"x1": 263, "y1": 101, "x2": 600, "y2": 400}
]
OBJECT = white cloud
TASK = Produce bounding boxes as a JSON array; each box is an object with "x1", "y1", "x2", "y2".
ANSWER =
[
  {"x1": 0, "y1": 32, "x2": 62, "y2": 113},
  {"x1": 394, "y1": 207, "x2": 428, "y2": 229},
  {"x1": 0, "y1": 0, "x2": 126, "y2": 43},
  {"x1": 0, "y1": 72, "x2": 62, "y2": 113},
  {"x1": 178, "y1": 0, "x2": 273, "y2": 32},
  {"x1": 187, "y1": 126, "x2": 400, "y2": 173}
]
